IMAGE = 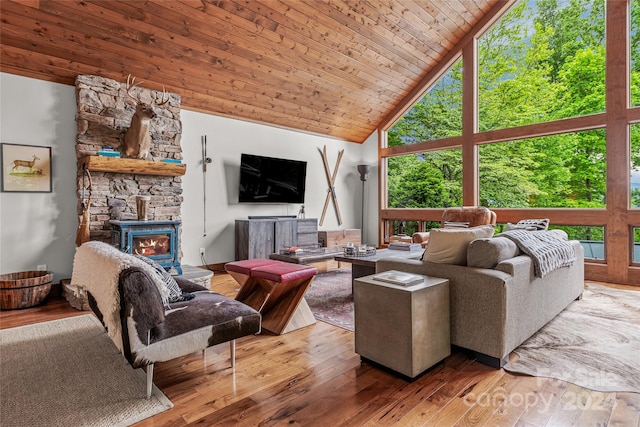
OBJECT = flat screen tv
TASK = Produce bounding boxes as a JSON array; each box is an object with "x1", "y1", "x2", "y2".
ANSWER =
[{"x1": 239, "y1": 153, "x2": 307, "y2": 203}]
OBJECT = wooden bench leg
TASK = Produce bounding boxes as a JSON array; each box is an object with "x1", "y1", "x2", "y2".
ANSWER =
[
  {"x1": 258, "y1": 275, "x2": 317, "y2": 335},
  {"x1": 277, "y1": 297, "x2": 316, "y2": 334}
]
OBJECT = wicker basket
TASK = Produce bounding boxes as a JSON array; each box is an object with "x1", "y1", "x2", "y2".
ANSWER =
[{"x1": 0, "y1": 271, "x2": 53, "y2": 310}]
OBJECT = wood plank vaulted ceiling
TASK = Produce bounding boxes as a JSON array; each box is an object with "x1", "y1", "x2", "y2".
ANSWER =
[{"x1": 1, "y1": 0, "x2": 500, "y2": 143}]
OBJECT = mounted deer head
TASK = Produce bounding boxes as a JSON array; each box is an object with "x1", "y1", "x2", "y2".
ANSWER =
[{"x1": 122, "y1": 74, "x2": 169, "y2": 159}]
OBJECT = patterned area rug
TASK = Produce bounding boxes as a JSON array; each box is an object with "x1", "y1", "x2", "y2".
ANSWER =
[
  {"x1": 306, "y1": 268, "x2": 354, "y2": 331},
  {"x1": 0, "y1": 314, "x2": 173, "y2": 426},
  {"x1": 504, "y1": 283, "x2": 640, "y2": 393}
]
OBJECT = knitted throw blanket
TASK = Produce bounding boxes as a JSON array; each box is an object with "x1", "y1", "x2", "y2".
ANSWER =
[
  {"x1": 71, "y1": 241, "x2": 170, "y2": 352},
  {"x1": 499, "y1": 230, "x2": 576, "y2": 278}
]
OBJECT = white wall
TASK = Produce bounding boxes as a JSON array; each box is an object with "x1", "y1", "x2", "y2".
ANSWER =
[
  {"x1": 0, "y1": 74, "x2": 78, "y2": 283},
  {"x1": 0, "y1": 73, "x2": 379, "y2": 280},
  {"x1": 180, "y1": 110, "x2": 379, "y2": 265}
]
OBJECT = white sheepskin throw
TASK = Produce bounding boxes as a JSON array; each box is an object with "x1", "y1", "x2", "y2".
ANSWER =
[{"x1": 71, "y1": 241, "x2": 171, "y2": 352}]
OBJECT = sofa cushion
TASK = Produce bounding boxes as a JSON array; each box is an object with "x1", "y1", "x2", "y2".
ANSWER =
[
  {"x1": 155, "y1": 291, "x2": 261, "y2": 343},
  {"x1": 423, "y1": 225, "x2": 495, "y2": 265},
  {"x1": 225, "y1": 259, "x2": 279, "y2": 275},
  {"x1": 251, "y1": 262, "x2": 318, "y2": 282},
  {"x1": 467, "y1": 237, "x2": 520, "y2": 269},
  {"x1": 131, "y1": 290, "x2": 262, "y2": 366}
]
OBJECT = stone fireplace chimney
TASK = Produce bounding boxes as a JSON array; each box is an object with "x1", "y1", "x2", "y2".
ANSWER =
[{"x1": 74, "y1": 75, "x2": 183, "y2": 245}]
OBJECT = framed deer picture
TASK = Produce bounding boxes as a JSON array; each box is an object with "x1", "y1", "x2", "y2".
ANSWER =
[{"x1": 1, "y1": 143, "x2": 52, "y2": 193}]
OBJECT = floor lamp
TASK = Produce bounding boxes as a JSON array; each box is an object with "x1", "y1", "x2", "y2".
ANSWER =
[{"x1": 357, "y1": 164, "x2": 371, "y2": 245}]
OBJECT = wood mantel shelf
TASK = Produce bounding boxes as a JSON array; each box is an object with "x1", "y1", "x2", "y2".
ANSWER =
[{"x1": 81, "y1": 156, "x2": 186, "y2": 176}]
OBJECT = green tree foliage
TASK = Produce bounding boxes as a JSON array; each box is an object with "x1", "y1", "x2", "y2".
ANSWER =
[
  {"x1": 387, "y1": 150, "x2": 462, "y2": 208},
  {"x1": 479, "y1": 4, "x2": 559, "y2": 131},
  {"x1": 550, "y1": 225, "x2": 604, "y2": 242},
  {"x1": 536, "y1": 0, "x2": 605, "y2": 82},
  {"x1": 632, "y1": 0, "x2": 640, "y2": 105},
  {"x1": 387, "y1": 59, "x2": 462, "y2": 147},
  {"x1": 632, "y1": 0, "x2": 640, "y2": 209},
  {"x1": 478, "y1": 0, "x2": 606, "y2": 208},
  {"x1": 554, "y1": 47, "x2": 606, "y2": 117},
  {"x1": 387, "y1": 60, "x2": 463, "y2": 208},
  {"x1": 632, "y1": 188, "x2": 640, "y2": 208},
  {"x1": 632, "y1": 124, "x2": 640, "y2": 209},
  {"x1": 387, "y1": 0, "x2": 638, "y2": 212}
]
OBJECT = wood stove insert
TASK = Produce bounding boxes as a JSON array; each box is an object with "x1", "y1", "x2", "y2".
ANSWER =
[{"x1": 110, "y1": 220, "x2": 182, "y2": 274}]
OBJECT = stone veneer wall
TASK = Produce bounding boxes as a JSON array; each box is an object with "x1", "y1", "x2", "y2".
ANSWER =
[{"x1": 75, "y1": 75, "x2": 183, "y2": 242}]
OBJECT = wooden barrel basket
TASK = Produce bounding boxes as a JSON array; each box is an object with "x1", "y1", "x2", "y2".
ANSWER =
[{"x1": 0, "y1": 271, "x2": 53, "y2": 310}]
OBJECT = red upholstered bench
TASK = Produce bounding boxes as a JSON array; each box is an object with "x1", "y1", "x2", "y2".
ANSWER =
[
  {"x1": 225, "y1": 258, "x2": 279, "y2": 287},
  {"x1": 225, "y1": 259, "x2": 318, "y2": 335}
]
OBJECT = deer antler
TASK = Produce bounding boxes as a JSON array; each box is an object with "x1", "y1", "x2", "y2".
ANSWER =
[
  {"x1": 155, "y1": 86, "x2": 170, "y2": 106},
  {"x1": 125, "y1": 74, "x2": 143, "y2": 105}
]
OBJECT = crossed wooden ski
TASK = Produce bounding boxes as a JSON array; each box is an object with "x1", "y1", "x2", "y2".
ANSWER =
[{"x1": 319, "y1": 145, "x2": 344, "y2": 226}]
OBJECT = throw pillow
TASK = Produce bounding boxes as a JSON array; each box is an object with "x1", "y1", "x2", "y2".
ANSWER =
[
  {"x1": 467, "y1": 237, "x2": 520, "y2": 269},
  {"x1": 423, "y1": 225, "x2": 495, "y2": 265},
  {"x1": 505, "y1": 218, "x2": 550, "y2": 231},
  {"x1": 133, "y1": 255, "x2": 193, "y2": 304}
]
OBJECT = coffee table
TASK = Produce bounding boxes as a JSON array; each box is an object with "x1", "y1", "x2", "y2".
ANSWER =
[{"x1": 334, "y1": 248, "x2": 424, "y2": 287}]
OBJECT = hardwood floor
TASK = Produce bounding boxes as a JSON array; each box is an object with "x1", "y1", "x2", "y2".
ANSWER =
[{"x1": 1, "y1": 273, "x2": 638, "y2": 426}]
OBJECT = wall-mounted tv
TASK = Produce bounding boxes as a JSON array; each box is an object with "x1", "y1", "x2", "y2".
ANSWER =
[{"x1": 239, "y1": 153, "x2": 307, "y2": 203}]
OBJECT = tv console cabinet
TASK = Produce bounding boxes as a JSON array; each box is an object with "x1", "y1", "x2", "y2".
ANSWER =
[{"x1": 235, "y1": 217, "x2": 318, "y2": 260}]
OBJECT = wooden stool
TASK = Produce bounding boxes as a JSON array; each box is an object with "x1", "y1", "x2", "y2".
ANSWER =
[{"x1": 226, "y1": 260, "x2": 317, "y2": 335}]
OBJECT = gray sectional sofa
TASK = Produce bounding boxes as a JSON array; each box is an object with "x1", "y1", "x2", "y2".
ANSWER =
[{"x1": 376, "y1": 234, "x2": 584, "y2": 367}]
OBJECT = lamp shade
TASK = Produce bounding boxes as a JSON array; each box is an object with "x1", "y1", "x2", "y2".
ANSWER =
[{"x1": 357, "y1": 164, "x2": 371, "y2": 181}]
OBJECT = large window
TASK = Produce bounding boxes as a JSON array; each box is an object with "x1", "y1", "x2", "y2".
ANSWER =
[
  {"x1": 381, "y1": 0, "x2": 637, "y2": 283},
  {"x1": 478, "y1": 0, "x2": 605, "y2": 132},
  {"x1": 387, "y1": 59, "x2": 462, "y2": 146},
  {"x1": 479, "y1": 129, "x2": 607, "y2": 208},
  {"x1": 387, "y1": 149, "x2": 462, "y2": 208}
]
